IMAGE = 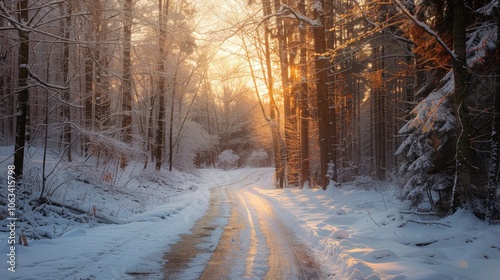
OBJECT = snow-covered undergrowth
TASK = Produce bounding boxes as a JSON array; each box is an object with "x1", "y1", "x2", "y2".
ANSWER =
[
  {"x1": 0, "y1": 146, "x2": 204, "y2": 239},
  {"x1": 0, "y1": 146, "x2": 213, "y2": 279},
  {"x1": 254, "y1": 180, "x2": 500, "y2": 279}
]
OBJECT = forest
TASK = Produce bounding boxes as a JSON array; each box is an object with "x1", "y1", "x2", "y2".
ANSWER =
[{"x1": 1, "y1": 0, "x2": 499, "y2": 223}]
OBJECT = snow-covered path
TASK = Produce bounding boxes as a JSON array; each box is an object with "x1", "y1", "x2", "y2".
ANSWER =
[
  {"x1": 2, "y1": 167, "x2": 500, "y2": 280},
  {"x1": 226, "y1": 187, "x2": 321, "y2": 279},
  {"x1": 165, "y1": 180, "x2": 322, "y2": 279},
  {"x1": 163, "y1": 168, "x2": 322, "y2": 279}
]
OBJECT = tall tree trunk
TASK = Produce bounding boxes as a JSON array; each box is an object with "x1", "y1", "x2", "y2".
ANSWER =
[
  {"x1": 168, "y1": 71, "x2": 178, "y2": 171},
  {"x1": 84, "y1": 46, "x2": 93, "y2": 156},
  {"x1": 486, "y1": 6, "x2": 500, "y2": 223},
  {"x1": 121, "y1": 0, "x2": 133, "y2": 169},
  {"x1": 155, "y1": 0, "x2": 169, "y2": 171},
  {"x1": 62, "y1": 2, "x2": 72, "y2": 162},
  {"x1": 451, "y1": 0, "x2": 475, "y2": 211},
  {"x1": 313, "y1": 0, "x2": 331, "y2": 189},
  {"x1": 274, "y1": 0, "x2": 296, "y2": 186},
  {"x1": 13, "y1": 0, "x2": 30, "y2": 179},
  {"x1": 372, "y1": 45, "x2": 386, "y2": 180},
  {"x1": 144, "y1": 94, "x2": 155, "y2": 170},
  {"x1": 298, "y1": 0, "x2": 311, "y2": 187},
  {"x1": 298, "y1": 0, "x2": 310, "y2": 187},
  {"x1": 92, "y1": 0, "x2": 108, "y2": 130},
  {"x1": 324, "y1": 0, "x2": 338, "y2": 182},
  {"x1": 262, "y1": 0, "x2": 284, "y2": 188}
]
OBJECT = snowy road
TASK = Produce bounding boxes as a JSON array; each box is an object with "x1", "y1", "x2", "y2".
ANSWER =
[
  {"x1": 163, "y1": 171, "x2": 322, "y2": 279},
  {"x1": 2, "y1": 167, "x2": 500, "y2": 280}
]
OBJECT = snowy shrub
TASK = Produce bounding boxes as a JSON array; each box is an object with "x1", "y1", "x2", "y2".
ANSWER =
[
  {"x1": 173, "y1": 121, "x2": 217, "y2": 170},
  {"x1": 245, "y1": 149, "x2": 269, "y2": 167},
  {"x1": 218, "y1": 149, "x2": 239, "y2": 170}
]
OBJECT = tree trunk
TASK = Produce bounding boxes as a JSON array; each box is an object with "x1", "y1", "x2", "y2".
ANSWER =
[
  {"x1": 486, "y1": 6, "x2": 500, "y2": 223},
  {"x1": 325, "y1": 0, "x2": 337, "y2": 183},
  {"x1": 155, "y1": 0, "x2": 169, "y2": 171},
  {"x1": 84, "y1": 45, "x2": 94, "y2": 140},
  {"x1": 62, "y1": 2, "x2": 72, "y2": 162},
  {"x1": 372, "y1": 45, "x2": 386, "y2": 180},
  {"x1": 121, "y1": 0, "x2": 133, "y2": 169},
  {"x1": 262, "y1": 0, "x2": 284, "y2": 188},
  {"x1": 144, "y1": 95, "x2": 155, "y2": 170},
  {"x1": 313, "y1": 0, "x2": 331, "y2": 189},
  {"x1": 168, "y1": 72, "x2": 178, "y2": 171},
  {"x1": 451, "y1": 0, "x2": 474, "y2": 211},
  {"x1": 274, "y1": 0, "x2": 297, "y2": 186},
  {"x1": 13, "y1": 0, "x2": 30, "y2": 180},
  {"x1": 299, "y1": 0, "x2": 310, "y2": 187},
  {"x1": 92, "y1": 0, "x2": 108, "y2": 130}
]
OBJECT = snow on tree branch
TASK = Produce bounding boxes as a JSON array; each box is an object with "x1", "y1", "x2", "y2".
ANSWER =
[
  {"x1": 28, "y1": 69, "x2": 69, "y2": 91},
  {"x1": 260, "y1": 4, "x2": 321, "y2": 28},
  {"x1": 392, "y1": 0, "x2": 458, "y2": 62},
  {"x1": 476, "y1": 0, "x2": 499, "y2": 15},
  {"x1": 0, "y1": 2, "x2": 115, "y2": 45},
  {"x1": 277, "y1": 4, "x2": 321, "y2": 27}
]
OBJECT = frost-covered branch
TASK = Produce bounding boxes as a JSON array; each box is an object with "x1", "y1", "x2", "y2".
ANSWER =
[
  {"x1": 0, "y1": 3, "x2": 115, "y2": 45},
  {"x1": 392, "y1": 0, "x2": 458, "y2": 62},
  {"x1": 277, "y1": 4, "x2": 320, "y2": 27},
  {"x1": 260, "y1": 4, "x2": 320, "y2": 28},
  {"x1": 28, "y1": 69, "x2": 69, "y2": 91}
]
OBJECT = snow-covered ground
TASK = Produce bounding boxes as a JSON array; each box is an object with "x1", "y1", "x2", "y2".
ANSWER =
[
  {"x1": 255, "y1": 180, "x2": 500, "y2": 279},
  {"x1": 202, "y1": 169, "x2": 500, "y2": 279},
  {"x1": 1, "y1": 155, "x2": 500, "y2": 279}
]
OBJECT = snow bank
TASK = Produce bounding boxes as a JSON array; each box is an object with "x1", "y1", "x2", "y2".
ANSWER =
[
  {"x1": 0, "y1": 146, "x2": 215, "y2": 280},
  {"x1": 253, "y1": 178, "x2": 500, "y2": 279}
]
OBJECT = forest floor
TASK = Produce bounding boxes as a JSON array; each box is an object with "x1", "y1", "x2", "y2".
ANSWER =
[{"x1": 1, "y1": 148, "x2": 500, "y2": 279}]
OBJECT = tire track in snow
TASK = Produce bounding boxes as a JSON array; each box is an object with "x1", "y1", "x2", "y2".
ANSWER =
[
  {"x1": 162, "y1": 187, "x2": 229, "y2": 279},
  {"x1": 163, "y1": 169, "x2": 322, "y2": 279},
  {"x1": 241, "y1": 190, "x2": 323, "y2": 280},
  {"x1": 238, "y1": 194, "x2": 259, "y2": 278}
]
